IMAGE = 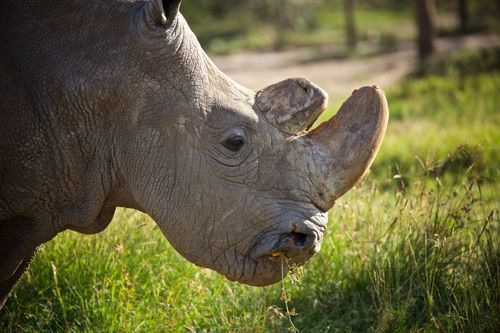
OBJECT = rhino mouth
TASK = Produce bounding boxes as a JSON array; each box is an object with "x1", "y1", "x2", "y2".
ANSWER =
[
  {"x1": 236, "y1": 225, "x2": 323, "y2": 286},
  {"x1": 251, "y1": 231, "x2": 318, "y2": 264}
]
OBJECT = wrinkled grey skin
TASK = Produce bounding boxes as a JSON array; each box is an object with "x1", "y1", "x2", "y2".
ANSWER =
[{"x1": 0, "y1": 0, "x2": 388, "y2": 308}]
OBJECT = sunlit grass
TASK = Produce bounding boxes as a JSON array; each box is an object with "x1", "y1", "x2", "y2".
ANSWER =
[
  {"x1": 1, "y1": 51, "x2": 499, "y2": 332},
  {"x1": 2, "y1": 180, "x2": 497, "y2": 332}
]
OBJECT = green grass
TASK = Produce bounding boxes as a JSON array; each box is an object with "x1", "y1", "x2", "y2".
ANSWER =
[{"x1": 1, "y1": 51, "x2": 499, "y2": 332}]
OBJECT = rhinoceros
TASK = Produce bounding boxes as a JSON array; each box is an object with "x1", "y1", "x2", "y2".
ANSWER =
[{"x1": 0, "y1": 0, "x2": 388, "y2": 308}]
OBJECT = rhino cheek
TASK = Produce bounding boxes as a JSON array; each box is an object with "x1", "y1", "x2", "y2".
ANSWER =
[{"x1": 121, "y1": 127, "x2": 331, "y2": 286}]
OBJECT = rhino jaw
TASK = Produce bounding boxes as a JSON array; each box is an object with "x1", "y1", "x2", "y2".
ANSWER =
[{"x1": 304, "y1": 85, "x2": 389, "y2": 211}]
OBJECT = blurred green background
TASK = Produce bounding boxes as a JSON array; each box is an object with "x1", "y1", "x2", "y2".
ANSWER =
[{"x1": 180, "y1": 0, "x2": 499, "y2": 55}]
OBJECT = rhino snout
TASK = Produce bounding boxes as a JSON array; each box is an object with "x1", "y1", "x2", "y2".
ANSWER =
[
  {"x1": 250, "y1": 220, "x2": 323, "y2": 264},
  {"x1": 273, "y1": 230, "x2": 319, "y2": 264}
]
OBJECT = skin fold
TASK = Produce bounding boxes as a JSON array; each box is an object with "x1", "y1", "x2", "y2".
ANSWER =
[{"x1": 0, "y1": 0, "x2": 388, "y2": 308}]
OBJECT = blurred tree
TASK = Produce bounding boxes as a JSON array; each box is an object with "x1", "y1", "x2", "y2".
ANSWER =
[
  {"x1": 415, "y1": 0, "x2": 436, "y2": 61},
  {"x1": 274, "y1": 0, "x2": 292, "y2": 49},
  {"x1": 258, "y1": 0, "x2": 320, "y2": 49},
  {"x1": 344, "y1": 0, "x2": 357, "y2": 50},
  {"x1": 458, "y1": 0, "x2": 468, "y2": 32}
]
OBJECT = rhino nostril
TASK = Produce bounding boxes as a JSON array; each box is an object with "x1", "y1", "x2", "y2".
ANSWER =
[{"x1": 289, "y1": 231, "x2": 307, "y2": 248}]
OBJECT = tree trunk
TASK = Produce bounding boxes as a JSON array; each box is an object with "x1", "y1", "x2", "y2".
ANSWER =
[
  {"x1": 344, "y1": 0, "x2": 357, "y2": 50},
  {"x1": 415, "y1": 0, "x2": 436, "y2": 61},
  {"x1": 458, "y1": 0, "x2": 468, "y2": 32}
]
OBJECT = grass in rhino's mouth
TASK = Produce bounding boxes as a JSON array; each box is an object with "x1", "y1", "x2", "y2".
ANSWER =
[{"x1": 279, "y1": 255, "x2": 303, "y2": 333}]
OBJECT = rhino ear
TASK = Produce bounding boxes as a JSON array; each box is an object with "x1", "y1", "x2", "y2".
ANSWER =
[
  {"x1": 255, "y1": 78, "x2": 328, "y2": 135},
  {"x1": 145, "y1": 0, "x2": 182, "y2": 27}
]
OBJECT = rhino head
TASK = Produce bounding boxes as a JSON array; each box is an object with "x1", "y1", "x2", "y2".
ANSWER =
[
  {"x1": 118, "y1": 0, "x2": 388, "y2": 285},
  {"x1": 0, "y1": 0, "x2": 387, "y2": 296}
]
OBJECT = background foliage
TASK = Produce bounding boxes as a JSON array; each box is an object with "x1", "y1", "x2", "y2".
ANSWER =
[{"x1": 180, "y1": 0, "x2": 499, "y2": 54}]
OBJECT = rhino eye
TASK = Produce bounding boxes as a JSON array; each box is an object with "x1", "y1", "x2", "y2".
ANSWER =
[{"x1": 224, "y1": 135, "x2": 245, "y2": 152}]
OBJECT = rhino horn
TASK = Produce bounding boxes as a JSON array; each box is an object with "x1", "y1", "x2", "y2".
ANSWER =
[
  {"x1": 144, "y1": 0, "x2": 182, "y2": 27},
  {"x1": 305, "y1": 86, "x2": 388, "y2": 211},
  {"x1": 255, "y1": 78, "x2": 328, "y2": 135}
]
